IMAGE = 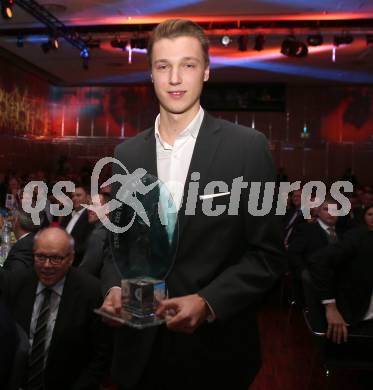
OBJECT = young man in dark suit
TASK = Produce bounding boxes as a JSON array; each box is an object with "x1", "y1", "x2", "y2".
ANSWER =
[
  {"x1": 100, "y1": 19, "x2": 285, "y2": 390},
  {"x1": 1, "y1": 227, "x2": 111, "y2": 390}
]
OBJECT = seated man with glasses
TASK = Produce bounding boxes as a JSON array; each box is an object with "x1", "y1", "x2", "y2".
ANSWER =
[{"x1": 0, "y1": 227, "x2": 111, "y2": 390}]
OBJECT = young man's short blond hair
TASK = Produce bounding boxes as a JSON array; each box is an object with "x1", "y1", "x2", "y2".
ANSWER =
[{"x1": 147, "y1": 19, "x2": 210, "y2": 66}]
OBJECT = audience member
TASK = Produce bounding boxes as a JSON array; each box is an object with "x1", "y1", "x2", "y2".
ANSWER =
[
  {"x1": 79, "y1": 193, "x2": 110, "y2": 278},
  {"x1": 288, "y1": 197, "x2": 341, "y2": 278},
  {"x1": 284, "y1": 189, "x2": 305, "y2": 247},
  {"x1": 2, "y1": 209, "x2": 37, "y2": 272},
  {"x1": 60, "y1": 185, "x2": 94, "y2": 266},
  {"x1": 308, "y1": 206, "x2": 373, "y2": 345},
  {"x1": 1, "y1": 227, "x2": 111, "y2": 390}
]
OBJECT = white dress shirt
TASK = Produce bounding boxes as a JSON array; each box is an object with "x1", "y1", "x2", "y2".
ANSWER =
[
  {"x1": 65, "y1": 208, "x2": 84, "y2": 234},
  {"x1": 155, "y1": 106, "x2": 204, "y2": 211},
  {"x1": 155, "y1": 107, "x2": 215, "y2": 321},
  {"x1": 29, "y1": 278, "x2": 65, "y2": 362}
]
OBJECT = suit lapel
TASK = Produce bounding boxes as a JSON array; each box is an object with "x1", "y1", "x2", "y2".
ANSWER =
[
  {"x1": 17, "y1": 272, "x2": 38, "y2": 335},
  {"x1": 177, "y1": 113, "x2": 222, "y2": 239},
  {"x1": 141, "y1": 128, "x2": 158, "y2": 178},
  {"x1": 138, "y1": 114, "x2": 222, "y2": 246}
]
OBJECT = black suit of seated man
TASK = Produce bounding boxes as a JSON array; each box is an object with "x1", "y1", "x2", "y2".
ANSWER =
[
  {"x1": 288, "y1": 199, "x2": 341, "y2": 305},
  {"x1": 1, "y1": 227, "x2": 111, "y2": 390},
  {"x1": 2, "y1": 209, "x2": 37, "y2": 272},
  {"x1": 309, "y1": 224, "x2": 373, "y2": 346}
]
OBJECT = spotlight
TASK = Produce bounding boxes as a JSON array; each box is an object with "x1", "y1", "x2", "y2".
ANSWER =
[
  {"x1": 80, "y1": 47, "x2": 90, "y2": 59},
  {"x1": 51, "y1": 37, "x2": 59, "y2": 50},
  {"x1": 253, "y1": 34, "x2": 265, "y2": 51},
  {"x1": 237, "y1": 35, "x2": 248, "y2": 52},
  {"x1": 333, "y1": 34, "x2": 354, "y2": 46},
  {"x1": 307, "y1": 34, "x2": 323, "y2": 46},
  {"x1": 41, "y1": 37, "x2": 59, "y2": 53},
  {"x1": 16, "y1": 35, "x2": 24, "y2": 48},
  {"x1": 1, "y1": 0, "x2": 13, "y2": 20},
  {"x1": 281, "y1": 36, "x2": 308, "y2": 58},
  {"x1": 221, "y1": 35, "x2": 231, "y2": 47}
]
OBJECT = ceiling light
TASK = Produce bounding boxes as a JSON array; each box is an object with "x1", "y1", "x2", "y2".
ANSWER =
[
  {"x1": 80, "y1": 47, "x2": 90, "y2": 59},
  {"x1": 16, "y1": 35, "x2": 24, "y2": 48},
  {"x1": 253, "y1": 34, "x2": 265, "y2": 51},
  {"x1": 51, "y1": 37, "x2": 59, "y2": 49},
  {"x1": 41, "y1": 37, "x2": 59, "y2": 53},
  {"x1": 221, "y1": 35, "x2": 231, "y2": 47},
  {"x1": 307, "y1": 34, "x2": 323, "y2": 47},
  {"x1": 281, "y1": 36, "x2": 308, "y2": 58},
  {"x1": 333, "y1": 34, "x2": 354, "y2": 46},
  {"x1": 1, "y1": 0, "x2": 13, "y2": 19}
]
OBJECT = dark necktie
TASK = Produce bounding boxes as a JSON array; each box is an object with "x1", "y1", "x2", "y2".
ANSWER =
[
  {"x1": 285, "y1": 209, "x2": 301, "y2": 242},
  {"x1": 28, "y1": 288, "x2": 52, "y2": 390},
  {"x1": 327, "y1": 226, "x2": 338, "y2": 244}
]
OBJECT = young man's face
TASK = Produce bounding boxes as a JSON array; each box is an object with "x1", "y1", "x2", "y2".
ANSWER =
[{"x1": 151, "y1": 36, "x2": 209, "y2": 116}]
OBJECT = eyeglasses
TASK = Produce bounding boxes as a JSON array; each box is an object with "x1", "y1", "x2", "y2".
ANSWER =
[{"x1": 34, "y1": 253, "x2": 71, "y2": 265}]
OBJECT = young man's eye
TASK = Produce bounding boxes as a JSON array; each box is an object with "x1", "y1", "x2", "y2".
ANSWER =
[
  {"x1": 157, "y1": 64, "x2": 168, "y2": 70},
  {"x1": 185, "y1": 63, "x2": 195, "y2": 68}
]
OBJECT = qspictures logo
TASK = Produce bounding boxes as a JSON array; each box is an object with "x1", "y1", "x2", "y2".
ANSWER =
[{"x1": 21, "y1": 157, "x2": 353, "y2": 233}]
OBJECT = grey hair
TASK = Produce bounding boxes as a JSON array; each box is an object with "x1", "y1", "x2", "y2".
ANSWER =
[{"x1": 14, "y1": 209, "x2": 37, "y2": 232}]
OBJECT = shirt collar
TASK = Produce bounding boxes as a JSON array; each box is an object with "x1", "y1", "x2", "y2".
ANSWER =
[
  {"x1": 18, "y1": 232, "x2": 30, "y2": 241},
  {"x1": 154, "y1": 106, "x2": 204, "y2": 146},
  {"x1": 72, "y1": 208, "x2": 84, "y2": 217},
  {"x1": 317, "y1": 218, "x2": 333, "y2": 232},
  {"x1": 36, "y1": 276, "x2": 66, "y2": 297}
]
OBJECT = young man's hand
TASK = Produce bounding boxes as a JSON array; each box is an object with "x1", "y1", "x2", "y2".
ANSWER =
[
  {"x1": 156, "y1": 294, "x2": 209, "y2": 334},
  {"x1": 99, "y1": 287, "x2": 123, "y2": 327}
]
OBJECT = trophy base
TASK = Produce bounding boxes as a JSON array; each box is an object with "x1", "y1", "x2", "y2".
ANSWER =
[
  {"x1": 94, "y1": 308, "x2": 166, "y2": 329},
  {"x1": 94, "y1": 277, "x2": 168, "y2": 329}
]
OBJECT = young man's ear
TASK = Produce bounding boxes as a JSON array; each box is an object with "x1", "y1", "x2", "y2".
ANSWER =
[{"x1": 204, "y1": 66, "x2": 210, "y2": 82}]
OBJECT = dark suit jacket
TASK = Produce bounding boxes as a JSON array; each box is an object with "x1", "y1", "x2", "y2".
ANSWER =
[
  {"x1": 79, "y1": 222, "x2": 109, "y2": 278},
  {"x1": 102, "y1": 112, "x2": 285, "y2": 389},
  {"x1": 308, "y1": 227, "x2": 373, "y2": 325},
  {"x1": 288, "y1": 221, "x2": 341, "y2": 276},
  {"x1": 60, "y1": 209, "x2": 94, "y2": 266},
  {"x1": 1, "y1": 267, "x2": 111, "y2": 390},
  {"x1": 3, "y1": 233, "x2": 35, "y2": 272}
]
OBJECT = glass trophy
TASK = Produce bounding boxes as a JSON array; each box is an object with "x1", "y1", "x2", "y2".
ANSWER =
[{"x1": 96, "y1": 173, "x2": 178, "y2": 329}]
